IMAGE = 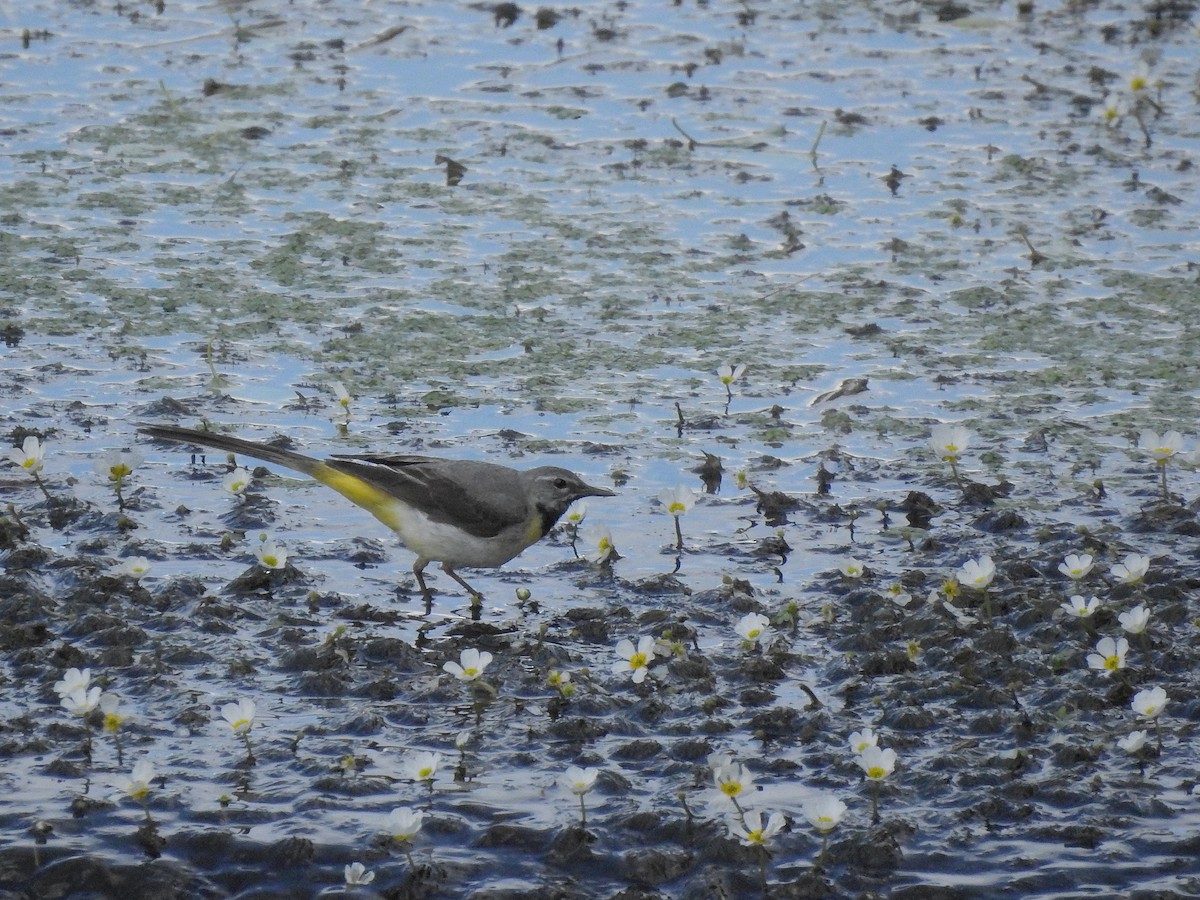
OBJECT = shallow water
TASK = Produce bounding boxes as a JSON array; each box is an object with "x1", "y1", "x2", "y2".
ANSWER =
[{"x1": 3, "y1": 0, "x2": 1200, "y2": 897}]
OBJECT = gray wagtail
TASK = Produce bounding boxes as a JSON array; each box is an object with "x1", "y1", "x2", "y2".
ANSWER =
[{"x1": 138, "y1": 424, "x2": 615, "y2": 601}]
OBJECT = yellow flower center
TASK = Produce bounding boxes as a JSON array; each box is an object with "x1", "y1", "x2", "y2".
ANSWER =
[
  {"x1": 628, "y1": 652, "x2": 647, "y2": 670},
  {"x1": 668, "y1": 502, "x2": 687, "y2": 515},
  {"x1": 1130, "y1": 75, "x2": 1147, "y2": 92},
  {"x1": 867, "y1": 766, "x2": 887, "y2": 779},
  {"x1": 418, "y1": 767, "x2": 434, "y2": 779},
  {"x1": 1104, "y1": 654, "x2": 1121, "y2": 671},
  {"x1": 104, "y1": 713, "x2": 124, "y2": 733},
  {"x1": 720, "y1": 781, "x2": 743, "y2": 797},
  {"x1": 231, "y1": 718, "x2": 251, "y2": 732},
  {"x1": 462, "y1": 667, "x2": 478, "y2": 678},
  {"x1": 746, "y1": 627, "x2": 761, "y2": 639}
]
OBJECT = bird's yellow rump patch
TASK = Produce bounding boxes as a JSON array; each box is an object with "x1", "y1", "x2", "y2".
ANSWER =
[{"x1": 312, "y1": 464, "x2": 407, "y2": 532}]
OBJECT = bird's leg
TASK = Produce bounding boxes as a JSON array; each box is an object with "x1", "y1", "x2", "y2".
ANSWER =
[
  {"x1": 442, "y1": 563, "x2": 484, "y2": 604},
  {"x1": 412, "y1": 558, "x2": 435, "y2": 604}
]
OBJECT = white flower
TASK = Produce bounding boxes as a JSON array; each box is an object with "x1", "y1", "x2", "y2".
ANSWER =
[
  {"x1": 8, "y1": 435, "x2": 46, "y2": 474},
  {"x1": 1118, "y1": 604, "x2": 1150, "y2": 635},
  {"x1": 563, "y1": 765, "x2": 599, "y2": 795},
  {"x1": 564, "y1": 500, "x2": 589, "y2": 527},
  {"x1": 220, "y1": 698, "x2": 257, "y2": 735},
  {"x1": 443, "y1": 648, "x2": 493, "y2": 682},
  {"x1": 122, "y1": 759, "x2": 156, "y2": 801},
  {"x1": 61, "y1": 685, "x2": 102, "y2": 717},
  {"x1": 849, "y1": 727, "x2": 879, "y2": 754},
  {"x1": 1139, "y1": 429, "x2": 1184, "y2": 464},
  {"x1": 1117, "y1": 731, "x2": 1148, "y2": 754},
  {"x1": 659, "y1": 485, "x2": 697, "y2": 517},
  {"x1": 1086, "y1": 636, "x2": 1128, "y2": 673},
  {"x1": 53, "y1": 667, "x2": 91, "y2": 698},
  {"x1": 100, "y1": 693, "x2": 126, "y2": 733},
  {"x1": 255, "y1": 539, "x2": 288, "y2": 570},
  {"x1": 612, "y1": 636, "x2": 656, "y2": 684},
  {"x1": 803, "y1": 794, "x2": 848, "y2": 833},
  {"x1": 222, "y1": 466, "x2": 252, "y2": 495},
  {"x1": 728, "y1": 809, "x2": 785, "y2": 847},
  {"x1": 584, "y1": 527, "x2": 618, "y2": 564},
  {"x1": 713, "y1": 763, "x2": 755, "y2": 800},
  {"x1": 384, "y1": 807, "x2": 424, "y2": 843},
  {"x1": 1061, "y1": 595, "x2": 1100, "y2": 618},
  {"x1": 1111, "y1": 554, "x2": 1150, "y2": 585},
  {"x1": 115, "y1": 557, "x2": 153, "y2": 580},
  {"x1": 717, "y1": 363, "x2": 747, "y2": 386},
  {"x1": 839, "y1": 558, "x2": 864, "y2": 579},
  {"x1": 333, "y1": 381, "x2": 352, "y2": 409},
  {"x1": 1100, "y1": 92, "x2": 1129, "y2": 125},
  {"x1": 885, "y1": 584, "x2": 913, "y2": 608},
  {"x1": 344, "y1": 862, "x2": 375, "y2": 885},
  {"x1": 959, "y1": 556, "x2": 995, "y2": 590},
  {"x1": 403, "y1": 750, "x2": 441, "y2": 782},
  {"x1": 1129, "y1": 62, "x2": 1154, "y2": 93},
  {"x1": 928, "y1": 424, "x2": 971, "y2": 461},
  {"x1": 856, "y1": 745, "x2": 897, "y2": 781},
  {"x1": 1058, "y1": 554, "x2": 1094, "y2": 580},
  {"x1": 1131, "y1": 686, "x2": 1167, "y2": 719},
  {"x1": 95, "y1": 448, "x2": 142, "y2": 483},
  {"x1": 734, "y1": 612, "x2": 772, "y2": 648}
]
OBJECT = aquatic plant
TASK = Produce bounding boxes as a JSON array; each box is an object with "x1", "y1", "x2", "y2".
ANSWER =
[
  {"x1": 443, "y1": 648, "x2": 493, "y2": 682},
  {"x1": 7, "y1": 435, "x2": 53, "y2": 502},
  {"x1": 717, "y1": 363, "x2": 746, "y2": 411},
  {"x1": 734, "y1": 612, "x2": 772, "y2": 651},
  {"x1": 255, "y1": 536, "x2": 288, "y2": 570},
  {"x1": 1058, "y1": 553, "x2": 1094, "y2": 580},
  {"x1": 220, "y1": 698, "x2": 258, "y2": 765},
  {"x1": 1139, "y1": 429, "x2": 1184, "y2": 501},
  {"x1": 1111, "y1": 554, "x2": 1150, "y2": 585},
  {"x1": 1086, "y1": 636, "x2": 1128, "y2": 674},
  {"x1": 402, "y1": 750, "x2": 441, "y2": 786},
  {"x1": 928, "y1": 423, "x2": 970, "y2": 490},
  {"x1": 563, "y1": 765, "x2": 599, "y2": 826},
  {"x1": 1061, "y1": 595, "x2": 1101, "y2": 618},
  {"x1": 659, "y1": 484, "x2": 696, "y2": 553},
  {"x1": 839, "y1": 558, "x2": 864, "y2": 579},
  {"x1": 114, "y1": 557, "x2": 153, "y2": 580},
  {"x1": 343, "y1": 862, "x2": 374, "y2": 886},
  {"x1": 803, "y1": 794, "x2": 847, "y2": 869},
  {"x1": 585, "y1": 526, "x2": 619, "y2": 565},
  {"x1": 222, "y1": 466, "x2": 253, "y2": 497},
  {"x1": 612, "y1": 636, "x2": 656, "y2": 685}
]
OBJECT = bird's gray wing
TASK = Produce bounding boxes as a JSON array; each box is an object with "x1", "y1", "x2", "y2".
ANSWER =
[{"x1": 323, "y1": 457, "x2": 528, "y2": 538}]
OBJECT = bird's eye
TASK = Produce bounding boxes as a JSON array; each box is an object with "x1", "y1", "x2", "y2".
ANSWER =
[{"x1": 554, "y1": 478, "x2": 569, "y2": 490}]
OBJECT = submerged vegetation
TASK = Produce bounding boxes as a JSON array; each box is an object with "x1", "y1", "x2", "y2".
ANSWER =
[{"x1": 3, "y1": 0, "x2": 1200, "y2": 896}]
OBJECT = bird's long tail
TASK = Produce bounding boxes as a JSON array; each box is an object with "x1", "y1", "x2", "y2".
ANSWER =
[{"x1": 138, "y1": 424, "x2": 324, "y2": 478}]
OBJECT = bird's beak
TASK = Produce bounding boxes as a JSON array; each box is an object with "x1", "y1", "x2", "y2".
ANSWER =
[{"x1": 579, "y1": 483, "x2": 616, "y2": 498}]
